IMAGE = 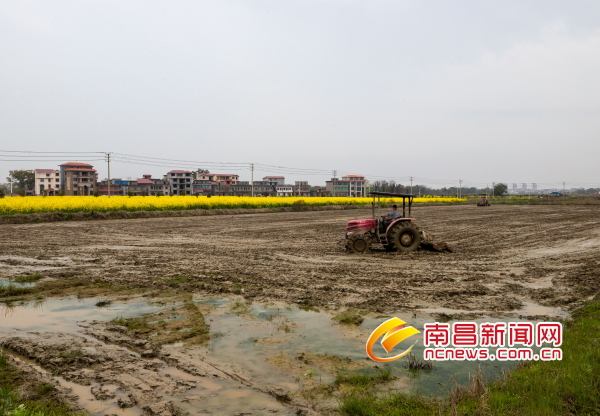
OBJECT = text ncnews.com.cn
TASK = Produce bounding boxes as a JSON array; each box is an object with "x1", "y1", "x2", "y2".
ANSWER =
[{"x1": 422, "y1": 321, "x2": 563, "y2": 361}]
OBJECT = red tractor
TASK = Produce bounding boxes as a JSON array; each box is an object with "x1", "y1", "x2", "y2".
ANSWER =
[
  {"x1": 477, "y1": 194, "x2": 491, "y2": 206},
  {"x1": 344, "y1": 192, "x2": 448, "y2": 254}
]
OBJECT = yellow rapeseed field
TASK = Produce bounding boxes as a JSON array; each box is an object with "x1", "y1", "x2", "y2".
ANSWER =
[{"x1": 0, "y1": 195, "x2": 465, "y2": 215}]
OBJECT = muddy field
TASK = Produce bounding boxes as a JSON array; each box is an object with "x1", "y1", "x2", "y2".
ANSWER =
[
  {"x1": 1, "y1": 204, "x2": 599, "y2": 415},
  {"x1": 2, "y1": 204, "x2": 599, "y2": 316}
]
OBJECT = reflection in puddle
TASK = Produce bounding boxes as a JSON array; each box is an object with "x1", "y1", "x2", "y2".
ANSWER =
[{"x1": 0, "y1": 297, "x2": 164, "y2": 334}]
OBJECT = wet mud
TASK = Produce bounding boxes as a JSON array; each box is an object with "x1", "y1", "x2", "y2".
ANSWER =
[{"x1": 2, "y1": 205, "x2": 598, "y2": 315}]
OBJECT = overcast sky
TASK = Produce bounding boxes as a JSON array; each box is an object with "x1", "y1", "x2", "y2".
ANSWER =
[{"x1": 1, "y1": 1, "x2": 599, "y2": 189}]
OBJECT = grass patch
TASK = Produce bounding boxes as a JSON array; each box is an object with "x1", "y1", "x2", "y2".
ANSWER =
[
  {"x1": 402, "y1": 352, "x2": 435, "y2": 371},
  {"x1": 0, "y1": 276, "x2": 145, "y2": 304},
  {"x1": 229, "y1": 300, "x2": 251, "y2": 314},
  {"x1": 452, "y1": 298, "x2": 600, "y2": 415},
  {"x1": 112, "y1": 301, "x2": 210, "y2": 345},
  {"x1": 0, "y1": 349, "x2": 85, "y2": 416},
  {"x1": 12, "y1": 273, "x2": 43, "y2": 283},
  {"x1": 335, "y1": 367, "x2": 394, "y2": 389},
  {"x1": 0, "y1": 285, "x2": 35, "y2": 298},
  {"x1": 35, "y1": 384, "x2": 55, "y2": 396},
  {"x1": 334, "y1": 308, "x2": 364, "y2": 326},
  {"x1": 160, "y1": 275, "x2": 189, "y2": 288},
  {"x1": 339, "y1": 390, "x2": 439, "y2": 416}
]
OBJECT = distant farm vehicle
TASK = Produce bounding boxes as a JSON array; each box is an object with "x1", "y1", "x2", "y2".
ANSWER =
[
  {"x1": 477, "y1": 195, "x2": 491, "y2": 206},
  {"x1": 344, "y1": 192, "x2": 451, "y2": 254}
]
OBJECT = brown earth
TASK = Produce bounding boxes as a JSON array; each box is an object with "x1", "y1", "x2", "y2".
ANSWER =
[{"x1": 1, "y1": 204, "x2": 600, "y2": 318}]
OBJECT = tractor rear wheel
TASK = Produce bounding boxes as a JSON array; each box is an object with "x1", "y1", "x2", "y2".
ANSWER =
[
  {"x1": 388, "y1": 222, "x2": 422, "y2": 253},
  {"x1": 346, "y1": 234, "x2": 372, "y2": 254}
]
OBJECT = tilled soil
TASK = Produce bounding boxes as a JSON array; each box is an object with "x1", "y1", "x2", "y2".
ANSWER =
[
  {"x1": 2, "y1": 204, "x2": 600, "y2": 415},
  {"x1": 1, "y1": 204, "x2": 599, "y2": 318}
]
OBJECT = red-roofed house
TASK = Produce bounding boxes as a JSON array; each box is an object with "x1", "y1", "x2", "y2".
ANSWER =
[
  {"x1": 196, "y1": 173, "x2": 239, "y2": 185},
  {"x1": 34, "y1": 169, "x2": 61, "y2": 195},
  {"x1": 59, "y1": 163, "x2": 98, "y2": 196},
  {"x1": 128, "y1": 175, "x2": 171, "y2": 195},
  {"x1": 194, "y1": 173, "x2": 239, "y2": 195}
]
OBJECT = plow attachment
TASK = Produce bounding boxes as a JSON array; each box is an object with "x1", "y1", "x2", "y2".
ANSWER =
[{"x1": 419, "y1": 229, "x2": 453, "y2": 253}]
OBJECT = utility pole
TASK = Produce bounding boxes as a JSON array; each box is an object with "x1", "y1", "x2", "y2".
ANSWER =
[
  {"x1": 9, "y1": 170, "x2": 13, "y2": 197},
  {"x1": 563, "y1": 182, "x2": 565, "y2": 195},
  {"x1": 492, "y1": 182, "x2": 495, "y2": 198},
  {"x1": 251, "y1": 163, "x2": 254, "y2": 197},
  {"x1": 105, "y1": 153, "x2": 111, "y2": 198},
  {"x1": 332, "y1": 170, "x2": 337, "y2": 197},
  {"x1": 459, "y1": 179, "x2": 462, "y2": 199},
  {"x1": 410, "y1": 177, "x2": 413, "y2": 195}
]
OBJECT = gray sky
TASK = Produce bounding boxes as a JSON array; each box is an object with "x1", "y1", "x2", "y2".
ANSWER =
[{"x1": 1, "y1": 1, "x2": 599, "y2": 189}]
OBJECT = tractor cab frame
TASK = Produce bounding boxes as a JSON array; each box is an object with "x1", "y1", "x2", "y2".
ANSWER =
[
  {"x1": 344, "y1": 192, "x2": 425, "y2": 253},
  {"x1": 369, "y1": 191, "x2": 415, "y2": 245}
]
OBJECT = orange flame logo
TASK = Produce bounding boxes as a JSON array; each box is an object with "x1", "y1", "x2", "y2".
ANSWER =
[{"x1": 366, "y1": 317, "x2": 420, "y2": 362}]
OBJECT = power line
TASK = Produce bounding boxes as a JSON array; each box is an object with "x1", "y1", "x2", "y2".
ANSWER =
[
  {"x1": 0, "y1": 150, "x2": 104, "y2": 154},
  {"x1": 2, "y1": 150, "x2": 600, "y2": 189}
]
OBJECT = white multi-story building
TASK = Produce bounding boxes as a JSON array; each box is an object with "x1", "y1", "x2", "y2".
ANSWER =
[
  {"x1": 34, "y1": 169, "x2": 61, "y2": 195},
  {"x1": 276, "y1": 184, "x2": 293, "y2": 196},
  {"x1": 165, "y1": 170, "x2": 193, "y2": 195},
  {"x1": 326, "y1": 175, "x2": 366, "y2": 197}
]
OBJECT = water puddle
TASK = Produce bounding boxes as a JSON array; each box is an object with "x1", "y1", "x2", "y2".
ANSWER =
[
  {"x1": 514, "y1": 300, "x2": 570, "y2": 319},
  {"x1": 0, "y1": 297, "x2": 164, "y2": 332},
  {"x1": 0, "y1": 297, "x2": 291, "y2": 415},
  {"x1": 0, "y1": 293, "x2": 570, "y2": 414},
  {"x1": 0, "y1": 277, "x2": 37, "y2": 289},
  {"x1": 197, "y1": 300, "x2": 540, "y2": 396}
]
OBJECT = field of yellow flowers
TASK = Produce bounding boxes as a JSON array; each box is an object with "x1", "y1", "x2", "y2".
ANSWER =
[{"x1": 0, "y1": 195, "x2": 465, "y2": 215}]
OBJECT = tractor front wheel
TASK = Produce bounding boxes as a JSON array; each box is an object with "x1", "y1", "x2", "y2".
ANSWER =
[
  {"x1": 388, "y1": 222, "x2": 422, "y2": 253},
  {"x1": 346, "y1": 234, "x2": 372, "y2": 254}
]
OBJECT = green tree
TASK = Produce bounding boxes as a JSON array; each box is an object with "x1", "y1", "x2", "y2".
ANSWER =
[
  {"x1": 141, "y1": 190, "x2": 147, "y2": 197},
  {"x1": 7, "y1": 170, "x2": 34, "y2": 192},
  {"x1": 127, "y1": 189, "x2": 134, "y2": 197},
  {"x1": 157, "y1": 191, "x2": 164, "y2": 197},
  {"x1": 0, "y1": 188, "x2": 5, "y2": 198},
  {"x1": 93, "y1": 189, "x2": 100, "y2": 197},
  {"x1": 494, "y1": 183, "x2": 508, "y2": 196},
  {"x1": 57, "y1": 189, "x2": 65, "y2": 196}
]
